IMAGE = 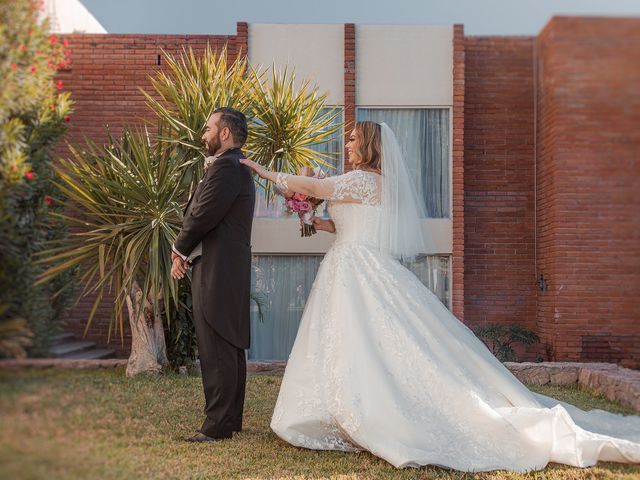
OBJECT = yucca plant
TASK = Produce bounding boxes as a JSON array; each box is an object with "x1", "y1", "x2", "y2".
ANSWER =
[
  {"x1": 144, "y1": 46, "x2": 343, "y2": 200},
  {"x1": 37, "y1": 125, "x2": 188, "y2": 376},
  {"x1": 142, "y1": 44, "x2": 254, "y2": 182},
  {"x1": 246, "y1": 66, "x2": 342, "y2": 202}
]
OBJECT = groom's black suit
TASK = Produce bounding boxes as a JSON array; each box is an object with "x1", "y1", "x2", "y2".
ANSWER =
[{"x1": 174, "y1": 147, "x2": 255, "y2": 438}]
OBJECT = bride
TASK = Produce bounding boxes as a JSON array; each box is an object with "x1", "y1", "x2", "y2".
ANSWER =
[{"x1": 239, "y1": 122, "x2": 640, "y2": 473}]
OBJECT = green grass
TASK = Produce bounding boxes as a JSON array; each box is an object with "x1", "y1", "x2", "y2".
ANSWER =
[{"x1": 0, "y1": 368, "x2": 638, "y2": 480}]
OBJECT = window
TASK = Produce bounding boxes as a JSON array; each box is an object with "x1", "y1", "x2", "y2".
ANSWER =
[
  {"x1": 248, "y1": 255, "x2": 324, "y2": 360},
  {"x1": 248, "y1": 254, "x2": 451, "y2": 361},
  {"x1": 356, "y1": 108, "x2": 450, "y2": 218},
  {"x1": 402, "y1": 255, "x2": 451, "y2": 308}
]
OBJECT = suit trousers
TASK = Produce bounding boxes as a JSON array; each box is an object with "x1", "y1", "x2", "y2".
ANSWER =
[{"x1": 191, "y1": 259, "x2": 247, "y2": 438}]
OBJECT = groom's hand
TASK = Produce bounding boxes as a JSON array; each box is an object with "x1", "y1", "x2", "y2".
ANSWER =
[{"x1": 171, "y1": 256, "x2": 188, "y2": 280}]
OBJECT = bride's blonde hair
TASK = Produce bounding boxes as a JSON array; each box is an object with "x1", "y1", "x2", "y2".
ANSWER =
[{"x1": 353, "y1": 121, "x2": 382, "y2": 173}]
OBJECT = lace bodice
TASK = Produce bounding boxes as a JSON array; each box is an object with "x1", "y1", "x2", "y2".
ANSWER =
[
  {"x1": 326, "y1": 170, "x2": 382, "y2": 248},
  {"x1": 328, "y1": 169, "x2": 381, "y2": 206}
]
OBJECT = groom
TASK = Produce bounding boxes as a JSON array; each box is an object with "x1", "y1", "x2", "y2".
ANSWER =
[{"x1": 171, "y1": 107, "x2": 255, "y2": 442}]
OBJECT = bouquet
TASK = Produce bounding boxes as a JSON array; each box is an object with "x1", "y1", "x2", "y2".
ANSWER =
[{"x1": 282, "y1": 166, "x2": 326, "y2": 237}]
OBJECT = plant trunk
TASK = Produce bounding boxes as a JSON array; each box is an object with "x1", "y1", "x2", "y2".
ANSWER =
[{"x1": 125, "y1": 280, "x2": 169, "y2": 377}]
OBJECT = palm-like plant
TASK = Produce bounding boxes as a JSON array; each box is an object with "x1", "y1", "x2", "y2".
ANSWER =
[
  {"x1": 142, "y1": 45, "x2": 253, "y2": 181},
  {"x1": 145, "y1": 47, "x2": 343, "y2": 198},
  {"x1": 38, "y1": 126, "x2": 187, "y2": 376},
  {"x1": 246, "y1": 66, "x2": 342, "y2": 202}
]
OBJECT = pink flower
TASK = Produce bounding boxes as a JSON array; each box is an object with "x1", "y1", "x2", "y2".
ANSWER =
[
  {"x1": 64, "y1": 115, "x2": 71, "y2": 123},
  {"x1": 24, "y1": 171, "x2": 34, "y2": 180},
  {"x1": 285, "y1": 198, "x2": 297, "y2": 210},
  {"x1": 44, "y1": 195, "x2": 53, "y2": 206},
  {"x1": 56, "y1": 80, "x2": 63, "y2": 90},
  {"x1": 50, "y1": 35, "x2": 58, "y2": 45},
  {"x1": 10, "y1": 63, "x2": 17, "y2": 70},
  {"x1": 298, "y1": 201, "x2": 313, "y2": 212}
]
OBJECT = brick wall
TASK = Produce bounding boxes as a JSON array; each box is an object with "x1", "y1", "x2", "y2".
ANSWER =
[
  {"x1": 451, "y1": 25, "x2": 466, "y2": 321},
  {"x1": 536, "y1": 17, "x2": 640, "y2": 367},
  {"x1": 343, "y1": 23, "x2": 356, "y2": 171},
  {"x1": 464, "y1": 17, "x2": 640, "y2": 366},
  {"x1": 463, "y1": 36, "x2": 538, "y2": 360},
  {"x1": 58, "y1": 30, "x2": 243, "y2": 356}
]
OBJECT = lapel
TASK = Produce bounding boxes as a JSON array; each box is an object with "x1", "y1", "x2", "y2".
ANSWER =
[{"x1": 182, "y1": 148, "x2": 243, "y2": 215}]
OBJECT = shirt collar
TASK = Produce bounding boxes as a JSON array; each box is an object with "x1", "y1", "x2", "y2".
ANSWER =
[{"x1": 204, "y1": 147, "x2": 241, "y2": 171}]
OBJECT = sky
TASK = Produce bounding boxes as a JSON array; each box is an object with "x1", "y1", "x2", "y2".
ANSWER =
[{"x1": 80, "y1": 0, "x2": 640, "y2": 36}]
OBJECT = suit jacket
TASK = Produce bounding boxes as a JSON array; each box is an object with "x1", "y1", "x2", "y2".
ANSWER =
[{"x1": 175, "y1": 148, "x2": 255, "y2": 349}]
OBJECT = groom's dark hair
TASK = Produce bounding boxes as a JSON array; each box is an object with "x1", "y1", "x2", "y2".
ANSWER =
[{"x1": 214, "y1": 107, "x2": 248, "y2": 146}]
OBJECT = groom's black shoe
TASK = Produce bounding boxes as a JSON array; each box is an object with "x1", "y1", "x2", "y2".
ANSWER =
[{"x1": 185, "y1": 432, "x2": 229, "y2": 443}]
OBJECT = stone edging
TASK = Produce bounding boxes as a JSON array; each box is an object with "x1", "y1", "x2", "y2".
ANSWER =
[
  {"x1": 0, "y1": 358, "x2": 127, "y2": 369},
  {"x1": 0, "y1": 358, "x2": 287, "y2": 373},
  {"x1": 505, "y1": 361, "x2": 640, "y2": 413},
  {"x1": 1, "y1": 359, "x2": 637, "y2": 413}
]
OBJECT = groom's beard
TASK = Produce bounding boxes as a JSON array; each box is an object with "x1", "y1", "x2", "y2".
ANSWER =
[{"x1": 205, "y1": 133, "x2": 222, "y2": 157}]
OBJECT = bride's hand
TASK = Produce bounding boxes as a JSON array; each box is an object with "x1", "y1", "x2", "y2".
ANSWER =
[
  {"x1": 312, "y1": 216, "x2": 336, "y2": 233},
  {"x1": 239, "y1": 158, "x2": 269, "y2": 179}
]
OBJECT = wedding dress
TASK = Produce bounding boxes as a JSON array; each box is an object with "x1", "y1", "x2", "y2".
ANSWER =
[{"x1": 270, "y1": 168, "x2": 640, "y2": 473}]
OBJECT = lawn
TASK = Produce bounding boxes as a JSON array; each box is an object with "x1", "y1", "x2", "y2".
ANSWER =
[{"x1": 0, "y1": 368, "x2": 638, "y2": 480}]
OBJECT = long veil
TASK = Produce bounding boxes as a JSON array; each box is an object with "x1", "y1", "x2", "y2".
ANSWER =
[{"x1": 379, "y1": 122, "x2": 437, "y2": 261}]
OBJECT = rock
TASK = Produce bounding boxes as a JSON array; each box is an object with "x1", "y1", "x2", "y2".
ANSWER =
[
  {"x1": 0, "y1": 358, "x2": 127, "y2": 369},
  {"x1": 505, "y1": 363, "x2": 551, "y2": 385},
  {"x1": 549, "y1": 367, "x2": 579, "y2": 385}
]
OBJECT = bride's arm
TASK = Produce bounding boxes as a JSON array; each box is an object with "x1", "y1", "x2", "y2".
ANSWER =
[{"x1": 239, "y1": 158, "x2": 336, "y2": 199}]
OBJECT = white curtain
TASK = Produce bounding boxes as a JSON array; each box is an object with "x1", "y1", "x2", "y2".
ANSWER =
[
  {"x1": 249, "y1": 254, "x2": 451, "y2": 360},
  {"x1": 402, "y1": 255, "x2": 451, "y2": 309},
  {"x1": 357, "y1": 108, "x2": 450, "y2": 218},
  {"x1": 248, "y1": 255, "x2": 324, "y2": 360},
  {"x1": 253, "y1": 108, "x2": 344, "y2": 218}
]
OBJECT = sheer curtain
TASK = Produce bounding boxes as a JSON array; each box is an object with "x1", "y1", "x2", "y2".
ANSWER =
[
  {"x1": 253, "y1": 108, "x2": 344, "y2": 218},
  {"x1": 248, "y1": 255, "x2": 324, "y2": 360},
  {"x1": 357, "y1": 108, "x2": 450, "y2": 218},
  {"x1": 248, "y1": 255, "x2": 451, "y2": 360},
  {"x1": 402, "y1": 255, "x2": 451, "y2": 308}
]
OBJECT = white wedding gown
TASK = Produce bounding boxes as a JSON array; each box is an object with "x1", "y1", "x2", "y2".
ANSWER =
[{"x1": 270, "y1": 170, "x2": 640, "y2": 473}]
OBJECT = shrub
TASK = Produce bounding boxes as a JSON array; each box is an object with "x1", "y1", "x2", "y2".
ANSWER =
[{"x1": 0, "y1": 0, "x2": 74, "y2": 357}]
